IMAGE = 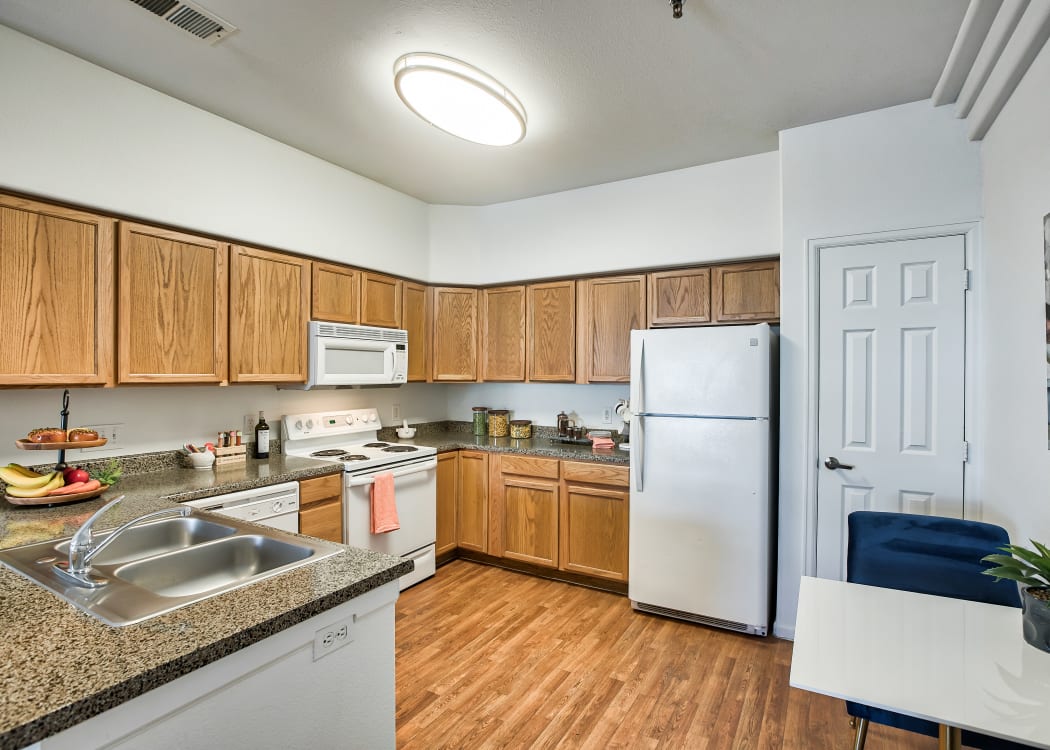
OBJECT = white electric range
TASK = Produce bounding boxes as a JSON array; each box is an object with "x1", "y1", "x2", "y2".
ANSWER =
[{"x1": 282, "y1": 409, "x2": 437, "y2": 589}]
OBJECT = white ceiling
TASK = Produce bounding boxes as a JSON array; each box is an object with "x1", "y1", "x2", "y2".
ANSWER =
[{"x1": 0, "y1": 0, "x2": 968, "y2": 205}]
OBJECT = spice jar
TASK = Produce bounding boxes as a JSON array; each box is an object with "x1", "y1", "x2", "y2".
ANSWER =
[
  {"x1": 472, "y1": 406, "x2": 489, "y2": 436},
  {"x1": 510, "y1": 419, "x2": 532, "y2": 439},
  {"x1": 488, "y1": 409, "x2": 510, "y2": 437},
  {"x1": 557, "y1": 411, "x2": 569, "y2": 436}
]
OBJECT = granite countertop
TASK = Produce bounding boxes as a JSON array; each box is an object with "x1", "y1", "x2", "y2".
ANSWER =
[
  {"x1": 382, "y1": 426, "x2": 631, "y2": 466},
  {"x1": 0, "y1": 454, "x2": 410, "y2": 750}
]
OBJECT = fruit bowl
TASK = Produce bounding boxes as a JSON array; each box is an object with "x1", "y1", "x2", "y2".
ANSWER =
[{"x1": 5, "y1": 484, "x2": 110, "y2": 507}]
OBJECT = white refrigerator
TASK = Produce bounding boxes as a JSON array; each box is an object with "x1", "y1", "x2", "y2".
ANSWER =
[{"x1": 628, "y1": 323, "x2": 775, "y2": 636}]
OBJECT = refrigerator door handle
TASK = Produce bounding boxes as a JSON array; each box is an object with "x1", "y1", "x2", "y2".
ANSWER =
[
  {"x1": 631, "y1": 336, "x2": 645, "y2": 416},
  {"x1": 634, "y1": 414, "x2": 645, "y2": 492}
]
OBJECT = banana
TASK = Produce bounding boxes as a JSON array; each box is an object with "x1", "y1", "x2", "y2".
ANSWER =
[
  {"x1": 6, "y1": 473, "x2": 64, "y2": 498},
  {"x1": 0, "y1": 467, "x2": 55, "y2": 489},
  {"x1": 4, "y1": 463, "x2": 43, "y2": 478}
]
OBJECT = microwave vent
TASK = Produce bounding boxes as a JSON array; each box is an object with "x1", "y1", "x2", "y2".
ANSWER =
[
  {"x1": 314, "y1": 322, "x2": 407, "y2": 344},
  {"x1": 128, "y1": 0, "x2": 237, "y2": 44}
]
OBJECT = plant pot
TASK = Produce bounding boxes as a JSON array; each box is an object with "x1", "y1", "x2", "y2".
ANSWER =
[{"x1": 1021, "y1": 586, "x2": 1050, "y2": 653}]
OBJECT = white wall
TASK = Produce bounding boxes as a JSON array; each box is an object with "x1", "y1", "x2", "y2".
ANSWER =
[
  {"x1": 777, "y1": 100, "x2": 982, "y2": 637},
  {"x1": 444, "y1": 382, "x2": 630, "y2": 434},
  {"x1": 976, "y1": 41, "x2": 1050, "y2": 550},
  {"x1": 0, "y1": 25, "x2": 429, "y2": 277},
  {"x1": 428, "y1": 151, "x2": 780, "y2": 285}
]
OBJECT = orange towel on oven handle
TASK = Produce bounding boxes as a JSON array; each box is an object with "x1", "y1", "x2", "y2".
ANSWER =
[{"x1": 370, "y1": 471, "x2": 400, "y2": 534}]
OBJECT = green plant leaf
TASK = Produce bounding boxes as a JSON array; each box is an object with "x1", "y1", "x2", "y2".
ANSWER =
[
  {"x1": 981, "y1": 565, "x2": 1043, "y2": 587},
  {"x1": 1003, "y1": 546, "x2": 1050, "y2": 580},
  {"x1": 1031, "y1": 539, "x2": 1050, "y2": 560}
]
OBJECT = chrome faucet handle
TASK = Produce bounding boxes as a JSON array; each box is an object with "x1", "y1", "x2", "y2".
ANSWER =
[{"x1": 68, "y1": 494, "x2": 126, "y2": 567}]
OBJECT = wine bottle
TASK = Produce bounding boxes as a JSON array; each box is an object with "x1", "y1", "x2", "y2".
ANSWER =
[{"x1": 254, "y1": 411, "x2": 270, "y2": 459}]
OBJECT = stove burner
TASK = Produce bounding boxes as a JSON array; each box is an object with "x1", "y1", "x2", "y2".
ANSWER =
[
  {"x1": 383, "y1": 445, "x2": 417, "y2": 453},
  {"x1": 311, "y1": 449, "x2": 348, "y2": 457},
  {"x1": 362, "y1": 442, "x2": 389, "y2": 448},
  {"x1": 342, "y1": 454, "x2": 370, "y2": 461}
]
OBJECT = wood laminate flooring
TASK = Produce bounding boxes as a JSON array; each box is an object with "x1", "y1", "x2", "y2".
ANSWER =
[{"x1": 395, "y1": 560, "x2": 940, "y2": 749}]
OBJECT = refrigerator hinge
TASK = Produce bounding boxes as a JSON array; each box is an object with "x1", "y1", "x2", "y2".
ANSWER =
[
  {"x1": 962, "y1": 441, "x2": 970, "y2": 463},
  {"x1": 962, "y1": 269, "x2": 971, "y2": 291}
]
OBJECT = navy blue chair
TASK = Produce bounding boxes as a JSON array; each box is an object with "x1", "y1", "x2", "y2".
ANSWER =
[{"x1": 845, "y1": 511, "x2": 1029, "y2": 750}]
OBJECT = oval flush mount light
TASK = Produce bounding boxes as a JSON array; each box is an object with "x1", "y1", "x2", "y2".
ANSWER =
[{"x1": 393, "y1": 53, "x2": 526, "y2": 146}]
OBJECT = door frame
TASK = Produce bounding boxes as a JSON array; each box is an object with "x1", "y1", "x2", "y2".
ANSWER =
[{"x1": 801, "y1": 222, "x2": 981, "y2": 578}]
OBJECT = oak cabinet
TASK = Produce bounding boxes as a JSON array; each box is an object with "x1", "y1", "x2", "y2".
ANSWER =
[
  {"x1": 526, "y1": 280, "x2": 575, "y2": 382},
  {"x1": 559, "y1": 461, "x2": 629, "y2": 582},
  {"x1": 311, "y1": 262, "x2": 359, "y2": 324},
  {"x1": 117, "y1": 223, "x2": 228, "y2": 384},
  {"x1": 648, "y1": 268, "x2": 711, "y2": 327},
  {"x1": 298, "y1": 474, "x2": 343, "y2": 544},
  {"x1": 229, "y1": 245, "x2": 311, "y2": 383},
  {"x1": 0, "y1": 194, "x2": 115, "y2": 386},
  {"x1": 481, "y1": 286, "x2": 526, "y2": 381},
  {"x1": 436, "y1": 451, "x2": 458, "y2": 556},
  {"x1": 360, "y1": 271, "x2": 402, "y2": 329},
  {"x1": 576, "y1": 274, "x2": 646, "y2": 383},
  {"x1": 402, "y1": 281, "x2": 430, "y2": 382},
  {"x1": 711, "y1": 260, "x2": 779, "y2": 323},
  {"x1": 457, "y1": 450, "x2": 489, "y2": 552},
  {"x1": 497, "y1": 455, "x2": 560, "y2": 568},
  {"x1": 431, "y1": 287, "x2": 478, "y2": 382}
]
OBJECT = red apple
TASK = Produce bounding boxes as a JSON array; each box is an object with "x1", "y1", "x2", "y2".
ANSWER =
[{"x1": 63, "y1": 467, "x2": 89, "y2": 484}]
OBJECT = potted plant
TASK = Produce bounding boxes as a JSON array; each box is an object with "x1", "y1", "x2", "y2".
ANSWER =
[{"x1": 983, "y1": 541, "x2": 1050, "y2": 653}]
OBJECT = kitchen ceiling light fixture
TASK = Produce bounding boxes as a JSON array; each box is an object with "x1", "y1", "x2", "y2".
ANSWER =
[{"x1": 393, "y1": 53, "x2": 526, "y2": 147}]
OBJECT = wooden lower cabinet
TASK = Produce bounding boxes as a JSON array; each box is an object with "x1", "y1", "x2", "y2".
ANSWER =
[
  {"x1": 560, "y1": 473, "x2": 629, "y2": 582},
  {"x1": 298, "y1": 474, "x2": 343, "y2": 544},
  {"x1": 456, "y1": 450, "x2": 489, "y2": 552},
  {"x1": 498, "y1": 457, "x2": 560, "y2": 568},
  {"x1": 436, "y1": 452, "x2": 458, "y2": 556}
]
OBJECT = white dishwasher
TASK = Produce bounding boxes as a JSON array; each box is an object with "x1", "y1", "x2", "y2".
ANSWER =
[{"x1": 184, "y1": 481, "x2": 301, "y2": 533}]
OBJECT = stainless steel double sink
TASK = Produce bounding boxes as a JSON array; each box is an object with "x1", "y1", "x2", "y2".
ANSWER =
[{"x1": 0, "y1": 512, "x2": 343, "y2": 626}]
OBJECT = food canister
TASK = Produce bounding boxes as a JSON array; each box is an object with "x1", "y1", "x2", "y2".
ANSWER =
[
  {"x1": 488, "y1": 409, "x2": 510, "y2": 437},
  {"x1": 472, "y1": 406, "x2": 489, "y2": 436},
  {"x1": 509, "y1": 419, "x2": 532, "y2": 439}
]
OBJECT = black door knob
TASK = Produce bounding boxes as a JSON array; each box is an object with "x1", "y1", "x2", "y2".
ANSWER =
[{"x1": 824, "y1": 456, "x2": 855, "y2": 471}]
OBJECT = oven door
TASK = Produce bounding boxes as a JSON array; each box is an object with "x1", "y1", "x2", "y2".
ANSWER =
[
  {"x1": 344, "y1": 458, "x2": 437, "y2": 558},
  {"x1": 313, "y1": 336, "x2": 396, "y2": 386}
]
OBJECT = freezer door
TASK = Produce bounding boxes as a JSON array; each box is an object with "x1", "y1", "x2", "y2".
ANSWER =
[
  {"x1": 630, "y1": 324, "x2": 770, "y2": 418},
  {"x1": 628, "y1": 414, "x2": 772, "y2": 630}
]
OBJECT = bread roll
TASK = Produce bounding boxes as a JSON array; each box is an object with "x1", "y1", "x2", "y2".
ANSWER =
[{"x1": 28, "y1": 428, "x2": 66, "y2": 443}]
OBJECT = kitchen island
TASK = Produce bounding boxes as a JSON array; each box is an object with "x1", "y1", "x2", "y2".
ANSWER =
[{"x1": 0, "y1": 454, "x2": 411, "y2": 750}]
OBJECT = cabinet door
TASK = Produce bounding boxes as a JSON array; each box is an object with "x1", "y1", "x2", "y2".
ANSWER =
[
  {"x1": 711, "y1": 260, "x2": 780, "y2": 323},
  {"x1": 502, "y1": 475, "x2": 560, "y2": 568},
  {"x1": 0, "y1": 194, "x2": 115, "y2": 386},
  {"x1": 118, "y1": 223, "x2": 227, "y2": 384},
  {"x1": 299, "y1": 498, "x2": 343, "y2": 543},
  {"x1": 576, "y1": 275, "x2": 646, "y2": 383},
  {"x1": 481, "y1": 285, "x2": 525, "y2": 381},
  {"x1": 436, "y1": 451, "x2": 458, "y2": 556},
  {"x1": 402, "y1": 281, "x2": 429, "y2": 382},
  {"x1": 527, "y1": 280, "x2": 575, "y2": 382},
  {"x1": 560, "y1": 481, "x2": 629, "y2": 581},
  {"x1": 431, "y1": 287, "x2": 478, "y2": 382},
  {"x1": 648, "y1": 268, "x2": 711, "y2": 327},
  {"x1": 229, "y1": 245, "x2": 311, "y2": 382},
  {"x1": 312, "y1": 262, "x2": 359, "y2": 324},
  {"x1": 457, "y1": 450, "x2": 488, "y2": 552},
  {"x1": 360, "y1": 271, "x2": 402, "y2": 328}
]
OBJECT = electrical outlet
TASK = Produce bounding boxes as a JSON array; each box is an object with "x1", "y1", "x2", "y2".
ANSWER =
[
  {"x1": 392, "y1": 403, "x2": 401, "y2": 421},
  {"x1": 244, "y1": 414, "x2": 256, "y2": 440},
  {"x1": 80, "y1": 424, "x2": 122, "y2": 451},
  {"x1": 602, "y1": 408, "x2": 612, "y2": 424},
  {"x1": 313, "y1": 614, "x2": 354, "y2": 661}
]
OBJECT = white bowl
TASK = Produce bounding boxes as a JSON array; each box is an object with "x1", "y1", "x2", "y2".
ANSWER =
[
  {"x1": 187, "y1": 451, "x2": 216, "y2": 470},
  {"x1": 396, "y1": 427, "x2": 417, "y2": 439}
]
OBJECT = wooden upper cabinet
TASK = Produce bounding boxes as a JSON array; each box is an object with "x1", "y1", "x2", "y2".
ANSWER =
[
  {"x1": 402, "y1": 281, "x2": 429, "y2": 382},
  {"x1": 712, "y1": 260, "x2": 780, "y2": 323},
  {"x1": 117, "y1": 223, "x2": 227, "y2": 384},
  {"x1": 431, "y1": 287, "x2": 478, "y2": 382},
  {"x1": 311, "y1": 262, "x2": 359, "y2": 324},
  {"x1": 527, "y1": 280, "x2": 575, "y2": 382},
  {"x1": 576, "y1": 274, "x2": 646, "y2": 383},
  {"x1": 648, "y1": 268, "x2": 711, "y2": 327},
  {"x1": 229, "y1": 245, "x2": 311, "y2": 383},
  {"x1": 360, "y1": 271, "x2": 402, "y2": 329},
  {"x1": 481, "y1": 286, "x2": 526, "y2": 381},
  {"x1": 0, "y1": 194, "x2": 115, "y2": 386}
]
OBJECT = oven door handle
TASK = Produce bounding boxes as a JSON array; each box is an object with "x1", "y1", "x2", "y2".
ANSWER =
[{"x1": 346, "y1": 458, "x2": 438, "y2": 487}]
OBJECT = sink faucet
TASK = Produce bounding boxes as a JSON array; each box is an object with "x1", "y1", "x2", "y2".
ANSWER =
[{"x1": 60, "y1": 494, "x2": 192, "y2": 586}]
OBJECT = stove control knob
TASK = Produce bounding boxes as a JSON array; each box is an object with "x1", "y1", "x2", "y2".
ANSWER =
[
  {"x1": 294, "y1": 420, "x2": 303, "y2": 431},
  {"x1": 345, "y1": 416, "x2": 353, "y2": 425},
  {"x1": 369, "y1": 413, "x2": 378, "y2": 423},
  {"x1": 306, "y1": 419, "x2": 314, "y2": 429}
]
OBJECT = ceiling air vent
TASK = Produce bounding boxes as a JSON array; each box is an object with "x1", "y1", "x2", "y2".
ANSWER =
[{"x1": 129, "y1": 0, "x2": 237, "y2": 44}]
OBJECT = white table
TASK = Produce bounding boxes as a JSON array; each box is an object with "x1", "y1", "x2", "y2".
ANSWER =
[{"x1": 790, "y1": 576, "x2": 1050, "y2": 750}]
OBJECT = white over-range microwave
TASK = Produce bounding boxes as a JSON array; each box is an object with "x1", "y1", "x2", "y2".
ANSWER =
[{"x1": 293, "y1": 321, "x2": 408, "y2": 389}]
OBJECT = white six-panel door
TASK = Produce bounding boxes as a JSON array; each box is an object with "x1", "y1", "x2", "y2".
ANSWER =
[{"x1": 816, "y1": 235, "x2": 966, "y2": 580}]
